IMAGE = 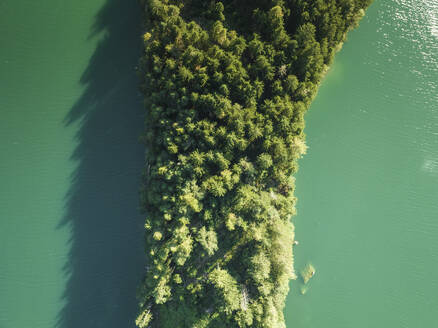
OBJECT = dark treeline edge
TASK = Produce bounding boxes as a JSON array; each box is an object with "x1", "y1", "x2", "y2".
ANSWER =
[{"x1": 136, "y1": 1, "x2": 372, "y2": 327}]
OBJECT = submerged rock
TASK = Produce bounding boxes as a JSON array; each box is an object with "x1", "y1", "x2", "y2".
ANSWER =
[{"x1": 301, "y1": 263, "x2": 316, "y2": 284}]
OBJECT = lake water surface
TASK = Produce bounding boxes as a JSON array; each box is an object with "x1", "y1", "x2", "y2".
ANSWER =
[
  {"x1": 285, "y1": 1, "x2": 438, "y2": 327},
  {"x1": 0, "y1": 1, "x2": 437, "y2": 328},
  {"x1": 0, "y1": 1, "x2": 144, "y2": 327}
]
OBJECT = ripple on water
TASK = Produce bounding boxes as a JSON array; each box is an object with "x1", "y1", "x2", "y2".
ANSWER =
[{"x1": 286, "y1": 1, "x2": 438, "y2": 327}]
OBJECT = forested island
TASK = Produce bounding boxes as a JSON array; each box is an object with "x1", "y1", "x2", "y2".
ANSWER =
[{"x1": 136, "y1": 1, "x2": 371, "y2": 327}]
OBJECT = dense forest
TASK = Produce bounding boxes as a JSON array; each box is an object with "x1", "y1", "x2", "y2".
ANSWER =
[{"x1": 136, "y1": 0, "x2": 372, "y2": 327}]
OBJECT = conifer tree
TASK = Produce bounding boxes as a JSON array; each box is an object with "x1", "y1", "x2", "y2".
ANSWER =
[{"x1": 137, "y1": 1, "x2": 372, "y2": 327}]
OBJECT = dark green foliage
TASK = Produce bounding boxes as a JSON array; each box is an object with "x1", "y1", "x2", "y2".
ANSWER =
[{"x1": 136, "y1": 0, "x2": 372, "y2": 327}]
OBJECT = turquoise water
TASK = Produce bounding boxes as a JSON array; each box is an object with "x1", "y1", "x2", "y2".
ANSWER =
[
  {"x1": 285, "y1": 1, "x2": 438, "y2": 327},
  {"x1": 0, "y1": 1, "x2": 144, "y2": 327},
  {"x1": 0, "y1": 1, "x2": 437, "y2": 328}
]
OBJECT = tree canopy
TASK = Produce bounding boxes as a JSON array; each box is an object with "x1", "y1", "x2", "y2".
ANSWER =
[{"x1": 136, "y1": 0, "x2": 372, "y2": 327}]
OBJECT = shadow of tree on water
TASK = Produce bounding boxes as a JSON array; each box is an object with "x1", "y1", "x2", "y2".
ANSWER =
[{"x1": 57, "y1": 1, "x2": 145, "y2": 327}]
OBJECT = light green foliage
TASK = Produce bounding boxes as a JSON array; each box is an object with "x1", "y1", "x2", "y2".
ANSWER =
[
  {"x1": 208, "y1": 268, "x2": 241, "y2": 315},
  {"x1": 137, "y1": 0, "x2": 372, "y2": 326},
  {"x1": 196, "y1": 226, "x2": 218, "y2": 256},
  {"x1": 136, "y1": 309, "x2": 153, "y2": 328}
]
